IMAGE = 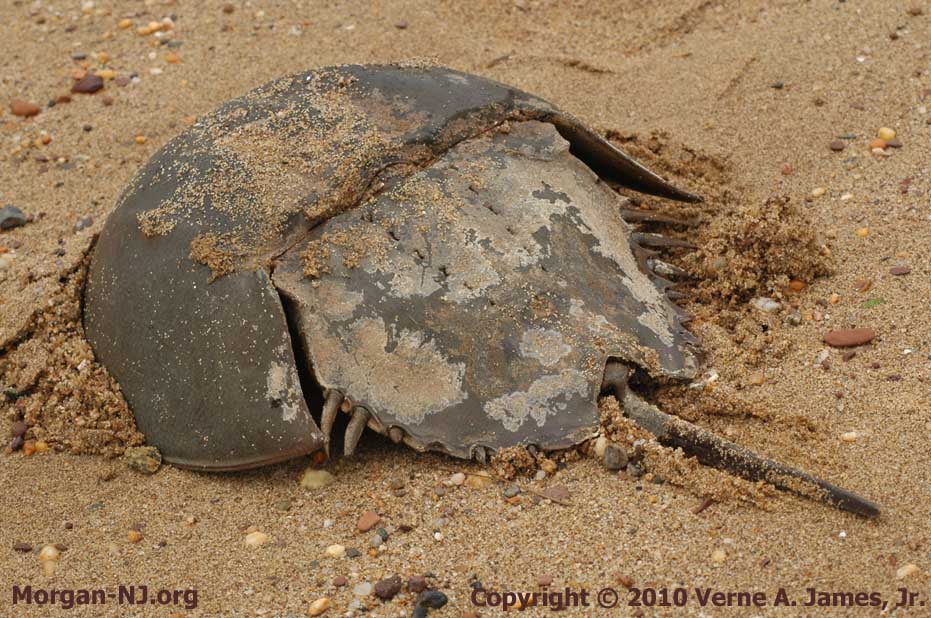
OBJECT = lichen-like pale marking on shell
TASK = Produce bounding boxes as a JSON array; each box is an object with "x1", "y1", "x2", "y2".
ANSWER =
[
  {"x1": 484, "y1": 369, "x2": 589, "y2": 432},
  {"x1": 313, "y1": 316, "x2": 467, "y2": 425},
  {"x1": 315, "y1": 279, "x2": 364, "y2": 322},
  {"x1": 559, "y1": 159, "x2": 679, "y2": 347},
  {"x1": 266, "y1": 345, "x2": 301, "y2": 422},
  {"x1": 519, "y1": 328, "x2": 573, "y2": 367}
]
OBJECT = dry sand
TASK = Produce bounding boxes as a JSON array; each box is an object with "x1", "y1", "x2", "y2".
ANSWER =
[{"x1": 1, "y1": 1, "x2": 929, "y2": 616}]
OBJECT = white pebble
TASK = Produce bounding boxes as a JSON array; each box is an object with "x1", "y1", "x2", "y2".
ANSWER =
[
  {"x1": 244, "y1": 531, "x2": 269, "y2": 547},
  {"x1": 896, "y1": 564, "x2": 919, "y2": 579},
  {"x1": 593, "y1": 436, "x2": 608, "y2": 458},
  {"x1": 840, "y1": 431, "x2": 859, "y2": 443},
  {"x1": 301, "y1": 469, "x2": 335, "y2": 489},
  {"x1": 752, "y1": 297, "x2": 781, "y2": 313},
  {"x1": 325, "y1": 544, "x2": 345, "y2": 558},
  {"x1": 353, "y1": 582, "x2": 372, "y2": 596},
  {"x1": 38, "y1": 545, "x2": 60, "y2": 561},
  {"x1": 449, "y1": 472, "x2": 465, "y2": 486},
  {"x1": 711, "y1": 549, "x2": 726, "y2": 564}
]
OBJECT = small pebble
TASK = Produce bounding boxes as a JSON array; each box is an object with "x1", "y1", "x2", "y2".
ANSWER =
[
  {"x1": 345, "y1": 548, "x2": 361, "y2": 558},
  {"x1": 811, "y1": 187, "x2": 826, "y2": 198},
  {"x1": 300, "y1": 469, "x2": 334, "y2": 489},
  {"x1": 603, "y1": 444, "x2": 628, "y2": 471},
  {"x1": 878, "y1": 127, "x2": 896, "y2": 141},
  {"x1": 353, "y1": 582, "x2": 373, "y2": 597},
  {"x1": 124, "y1": 446, "x2": 161, "y2": 474},
  {"x1": 368, "y1": 534, "x2": 383, "y2": 549},
  {"x1": 503, "y1": 484, "x2": 521, "y2": 498},
  {"x1": 752, "y1": 297, "x2": 781, "y2": 313},
  {"x1": 868, "y1": 138, "x2": 886, "y2": 151},
  {"x1": 896, "y1": 564, "x2": 919, "y2": 579},
  {"x1": 333, "y1": 576, "x2": 348, "y2": 587},
  {"x1": 11, "y1": 420, "x2": 28, "y2": 438},
  {"x1": 39, "y1": 545, "x2": 60, "y2": 561},
  {"x1": 537, "y1": 574, "x2": 554, "y2": 587},
  {"x1": 10, "y1": 100, "x2": 41, "y2": 117},
  {"x1": 308, "y1": 597, "x2": 330, "y2": 616},
  {"x1": 374, "y1": 575, "x2": 403, "y2": 600},
  {"x1": 357, "y1": 510, "x2": 380, "y2": 532},
  {"x1": 408, "y1": 575, "x2": 427, "y2": 593},
  {"x1": 273, "y1": 499, "x2": 291, "y2": 512},
  {"x1": 244, "y1": 531, "x2": 268, "y2": 547},
  {"x1": 0, "y1": 206, "x2": 28, "y2": 230},
  {"x1": 711, "y1": 549, "x2": 727, "y2": 564},
  {"x1": 127, "y1": 529, "x2": 143, "y2": 543},
  {"x1": 324, "y1": 544, "x2": 345, "y2": 558},
  {"x1": 823, "y1": 328, "x2": 875, "y2": 348},
  {"x1": 13, "y1": 542, "x2": 33, "y2": 552},
  {"x1": 829, "y1": 140, "x2": 845, "y2": 152},
  {"x1": 449, "y1": 472, "x2": 465, "y2": 485},
  {"x1": 840, "y1": 431, "x2": 859, "y2": 443},
  {"x1": 464, "y1": 474, "x2": 493, "y2": 489},
  {"x1": 416, "y1": 590, "x2": 448, "y2": 609},
  {"x1": 890, "y1": 264, "x2": 911, "y2": 276},
  {"x1": 72, "y1": 73, "x2": 104, "y2": 94}
]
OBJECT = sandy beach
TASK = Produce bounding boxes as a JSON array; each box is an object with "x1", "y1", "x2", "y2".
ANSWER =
[{"x1": 1, "y1": 1, "x2": 929, "y2": 616}]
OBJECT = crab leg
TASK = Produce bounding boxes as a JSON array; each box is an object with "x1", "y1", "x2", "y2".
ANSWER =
[
  {"x1": 320, "y1": 390, "x2": 343, "y2": 455},
  {"x1": 344, "y1": 407, "x2": 371, "y2": 456},
  {"x1": 647, "y1": 257, "x2": 690, "y2": 280},
  {"x1": 631, "y1": 232, "x2": 696, "y2": 250},
  {"x1": 620, "y1": 209, "x2": 697, "y2": 226}
]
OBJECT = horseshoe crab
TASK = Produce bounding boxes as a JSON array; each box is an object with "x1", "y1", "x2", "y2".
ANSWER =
[{"x1": 83, "y1": 64, "x2": 878, "y2": 517}]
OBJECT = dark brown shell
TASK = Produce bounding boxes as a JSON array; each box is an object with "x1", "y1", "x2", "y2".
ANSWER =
[{"x1": 83, "y1": 64, "x2": 699, "y2": 469}]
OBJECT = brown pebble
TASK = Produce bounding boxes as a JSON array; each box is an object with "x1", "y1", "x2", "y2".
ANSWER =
[
  {"x1": 823, "y1": 328, "x2": 876, "y2": 348},
  {"x1": 408, "y1": 575, "x2": 428, "y2": 593},
  {"x1": 13, "y1": 542, "x2": 33, "y2": 552},
  {"x1": 829, "y1": 140, "x2": 845, "y2": 152},
  {"x1": 114, "y1": 76, "x2": 130, "y2": 87},
  {"x1": 616, "y1": 574, "x2": 635, "y2": 589},
  {"x1": 56, "y1": 94, "x2": 72, "y2": 104},
  {"x1": 222, "y1": 3, "x2": 235, "y2": 13},
  {"x1": 890, "y1": 265, "x2": 911, "y2": 276},
  {"x1": 781, "y1": 163, "x2": 793, "y2": 175},
  {"x1": 11, "y1": 420, "x2": 27, "y2": 438},
  {"x1": 71, "y1": 73, "x2": 104, "y2": 94},
  {"x1": 868, "y1": 138, "x2": 887, "y2": 150},
  {"x1": 374, "y1": 575, "x2": 403, "y2": 600},
  {"x1": 10, "y1": 100, "x2": 41, "y2": 117},
  {"x1": 908, "y1": 6, "x2": 924, "y2": 16},
  {"x1": 333, "y1": 576, "x2": 348, "y2": 587},
  {"x1": 356, "y1": 510, "x2": 380, "y2": 533},
  {"x1": 886, "y1": 137, "x2": 903, "y2": 148},
  {"x1": 842, "y1": 350, "x2": 857, "y2": 362},
  {"x1": 536, "y1": 574, "x2": 554, "y2": 587}
]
